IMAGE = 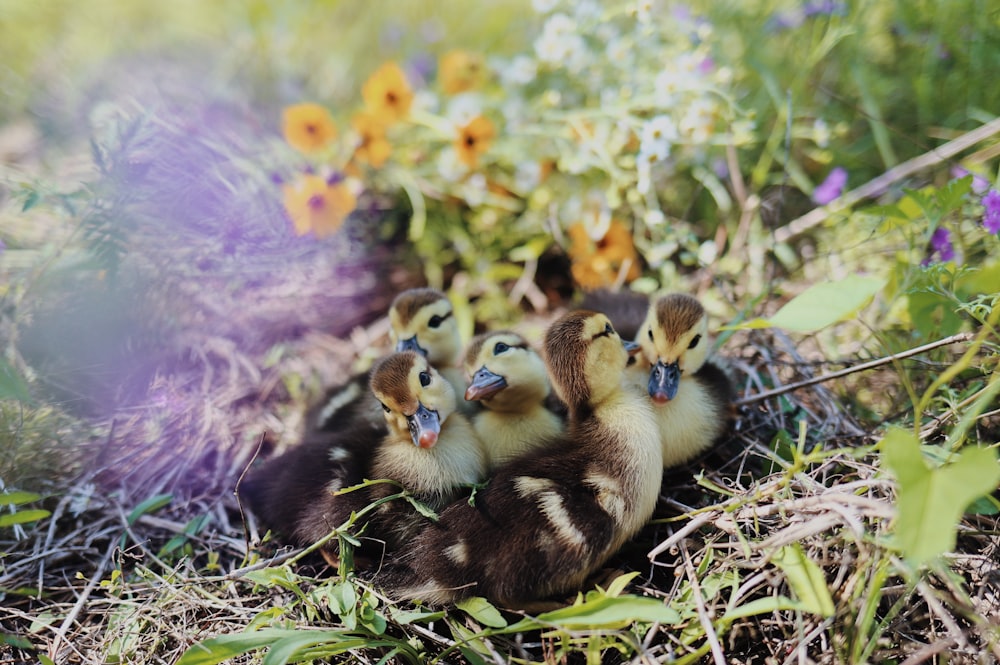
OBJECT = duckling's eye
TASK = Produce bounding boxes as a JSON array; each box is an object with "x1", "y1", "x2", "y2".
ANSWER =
[
  {"x1": 605, "y1": 323, "x2": 614, "y2": 335},
  {"x1": 380, "y1": 402, "x2": 391, "y2": 413},
  {"x1": 688, "y1": 334, "x2": 702, "y2": 349},
  {"x1": 428, "y1": 315, "x2": 444, "y2": 329},
  {"x1": 647, "y1": 328, "x2": 654, "y2": 341},
  {"x1": 493, "y1": 342, "x2": 510, "y2": 355},
  {"x1": 418, "y1": 371, "x2": 432, "y2": 387}
]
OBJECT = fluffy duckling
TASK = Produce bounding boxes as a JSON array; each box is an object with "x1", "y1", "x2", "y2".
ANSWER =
[
  {"x1": 463, "y1": 330, "x2": 565, "y2": 470},
  {"x1": 374, "y1": 311, "x2": 661, "y2": 608},
  {"x1": 635, "y1": 293, "x2": 734, "y2": 468},
  {"x1": 308, "y1": 287, "x2": 470, "y2": 433},
  {"x1": 245, "y1": 288, "x2": 473, "y2": 563},
  {"x1": 294, "y1": 351, "x2": 486, "y2": 559},
  {"x1": 387, "y1": 287, "x2": 476, "y2": 416}
]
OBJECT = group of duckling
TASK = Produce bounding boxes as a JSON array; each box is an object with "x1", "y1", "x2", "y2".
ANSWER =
[{"x1": 244, "y1": 287, "x2": 734, "y2": 609}]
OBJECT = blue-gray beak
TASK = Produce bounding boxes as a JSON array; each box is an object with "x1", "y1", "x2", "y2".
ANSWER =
[
  {"x1": 648, "y1": 360, "x2": 681, "y2": 404},
  {"x1": 396, "y1": 336, "x2": 427, "y2": 356},
  {"x1": 407, "y1": 402, "x2": 441, "y2": 448},
  {"x1": 465, "y1": 367, "x2": 507, "y2": 401}
]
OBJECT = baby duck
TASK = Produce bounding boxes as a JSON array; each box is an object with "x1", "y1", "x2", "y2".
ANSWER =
[
  {"x1": 374, "y1": 311, "x2": 661, "y2": 608},
  {"x1": 387, "y1": 287, "x2": 476, "y2": 416},
  {"x1": 636, "y1": 293, "x2": 734, "y2": 468},
  {"x1": 463, "y1": 330, "x2": 564, "y2": 470},
  {"x1": 246, "y1": 288, "x2": 474, "y2": 563},
  {"x1": 309, "y1": 287, "x2": 470, "y2": 433},
  {"x1": 294, "y1": 351, "x2": 487, "y2": 560}
]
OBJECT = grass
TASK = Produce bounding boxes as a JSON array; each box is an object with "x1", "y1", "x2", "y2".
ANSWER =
[{"x1": 1, "y1": 1, "x2": 1000, "y2": 663}]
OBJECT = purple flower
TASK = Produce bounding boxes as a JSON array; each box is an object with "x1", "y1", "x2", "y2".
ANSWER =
[
  {"x1": 984, "y1": 189, "x2": 1000, "y2": 234},
  {"x1": 923, "y1": 226, "x2": 955, "y2": 265},
  {"x1": 951, "y1": 165, "x2": 990, "y2": 194},
  {"x1": 813, "y1": 166, "x2": 848, "y2": 204},
  {"x1": 804, "y1": 0, "x2": 847, "y2": 17}
]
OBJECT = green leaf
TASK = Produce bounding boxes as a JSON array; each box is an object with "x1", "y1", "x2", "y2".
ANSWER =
[
  {"x1": 722, "y1": 275, "x2": 884, "y2": 332},
  {"x1": 177, "y1": 629, "x2": 291, "y2": 665},
  {"x1": 771, "y1": 544, "x2": 835, "y2": 617},
  {"x1": 0, "y1": 632, "x2": 35, "y2": 649},
  {"x1": 511, "y1": 594, "x2": 680, "y2": 631},
  {"x1": 21, "y1": 189, "x2": 40, "y2": 212},
  {"x1": 721, "y1": 595, "x2": 802, "y2": 622},
  {"x1": 0, "y1": 491, "x2": 43, "y2": 506},
  {"x1": 456, "y1": 596, "x2": 508, "y2": 628},
  {"x1": 882, "y1": 428, "x2": 1000, "y2": 566},
  {"x1": 0, "y1": 509, "x2": 50, "y2": 527},
  {"x1": 935, "y1": 175, "x2": 972, "y2": 214},
  {"x1": 127, "y1": 493, "x2": 172, "y2": 525}
]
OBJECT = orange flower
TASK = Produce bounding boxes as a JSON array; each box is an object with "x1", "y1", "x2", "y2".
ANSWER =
[
  {"x1": 351, "y1": 112, "x2": 392, "y2": 167},
  {"x1": 438, "y1": 50, "x2": 485, "y2": 94},
  {"x1": 567, "y1": 219, "x2": 642, "y2": 289},
  {"x1": 282, "y1": 174, "x2": 357, "y2": 238},
  {"x1": 362, "y1": 62, "x2": 414, "y2": 124},
  {"x1": 455, "y1": 115, "x2": 496, "y2": 169},
  {"x1": 282, "y1": 103, "x2": 338, "y2": 153}
]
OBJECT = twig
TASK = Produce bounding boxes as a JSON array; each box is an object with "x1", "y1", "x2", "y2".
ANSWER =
[
  {"x1": 48, "y1": 540, "x2": 116, "y2": 662},
  {"x1": 648, "y1": 513, "x2": 715, "y2": 560},
  {"x1": 679, "y1": 540, "x2": 726, "y2": 665},
  {"x1": 735, "y1": 332, "x2": 974, "y2": 407},
  {"x1": 774, "y1": 116, "x2": 1000, "y2": 244}
]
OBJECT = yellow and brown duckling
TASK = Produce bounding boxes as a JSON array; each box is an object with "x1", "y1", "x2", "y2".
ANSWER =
[
  {"x1": 374, "y1": 311, "x2": 661, "y2": 608},
  {"x1": 290, "y1": 351, "x2": 486, "y2": 566},
  {"x1": 308, "y1": 287, "x2": 470, "y2": 433},
  {"x1": 463, "y1": 330, "x2": 564, "y2": 470},
  {"x1": 635, "y1": 293, "x2": 734, "y2": 468}
]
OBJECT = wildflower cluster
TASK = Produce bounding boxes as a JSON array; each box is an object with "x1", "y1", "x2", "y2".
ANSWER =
[{"x1": 273, "y1": 1, "x2": 775, "y2": 300}]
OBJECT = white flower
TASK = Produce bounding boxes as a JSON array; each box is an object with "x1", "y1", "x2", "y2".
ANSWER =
[
  {"x1": 437, "y1": 147, "x2": 466, "y2": 182},
  {"x1": 445, "y1": 93, "x2": 485, "y2": 126},
  {"x1": 464, "y1": 173, "x2": 489, "y2": 207},
  {"x1": 679, "y1": 97, "x2": 717, "y2": 144},
  {"x1": 639, "y1": 114, "x2": 679, "y2": 163},
  {"x1": 500, "y1": 55, "x2": 538, "y2": 87},
  {"x1": 535, "y1": 13, "x2": 584, "y2": 66},
  {"x1": 813, "y1": 118, "x2": 831, "y2": 148},
  {"x1": 515, "y1": 161, "x2": 543, "y2": 194}
]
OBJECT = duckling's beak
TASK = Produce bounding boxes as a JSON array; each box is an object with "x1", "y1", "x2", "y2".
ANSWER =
[
  {"x1": 649, "y1": 360, "x2": 681, "y2": 404},
  {"x1": 465, "y1": 367, "x2": 508, "y2": 401},
  {"x1": 407, "y1": 403, "x2": 441, "y2": 448},
  {"x1": 622, "y1": 340, "x2": 640, "y2": 366},
  {"x1": 396, "y1": 336, "x2": 427, "y2": 356}
]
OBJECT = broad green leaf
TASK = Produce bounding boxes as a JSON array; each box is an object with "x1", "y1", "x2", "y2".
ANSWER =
[
  {"x1": 511, "y1": 594, "x2": 680, "y2": 631},
  {"x1": 0, "y1": 491, "x2": 43, "y2": 506},
  {"x1": 722, "y1": 275, "x2": 884, "y2": 332},
  {"x1": 603, "y1": 571, "x2": 641, "y2": 598},
  {"x1": 177, "y1": 628, "x2": 294, "y2": 665},
  {"x1": 882, "y1": 428, "x2": 1000, "y2": 566},
  {"x1": 127, "y1": 493, "x2": 172, "y2": 525},
  {"x1": 721, "y1": 595, "x2": 802, "y2": 622},
  {"x1": 0, "y1": 509, "x2": 50, "y2": 527},
  {"x1": 456, "y1": 596, "x2": 508, "y2": 628},
  {"x1": 262, "y1": 632, "x2": 366, "y2": 665},
  {"x1": 0, "y1": 632, "x2": 34, "y2": 650},
  {"x1": 771, "y1": 544, "x2": 835, "y2": 617}
]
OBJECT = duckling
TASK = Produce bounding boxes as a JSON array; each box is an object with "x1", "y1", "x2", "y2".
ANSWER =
[
  {"x1": 463, "y1": 330, "x2": 564, "y2": 470},
  {"x1": 308, "y1": 287, "x2": 470, "y2": 433},
  {"x1": 374, "y1": 311, "x2": 661, "y2": 608},
  {"x1": 387, "y1": 287, "x2": 476, "y2": 416},
  {"x1": 245, "y1": 288, "x2": 473, "y2": 561},
  {"x1": 294, "y1": 351, "x2": 487, "y2": 562},
  {"x1": 635, "y1": 293, "x2": 734, "y2": 468}
]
